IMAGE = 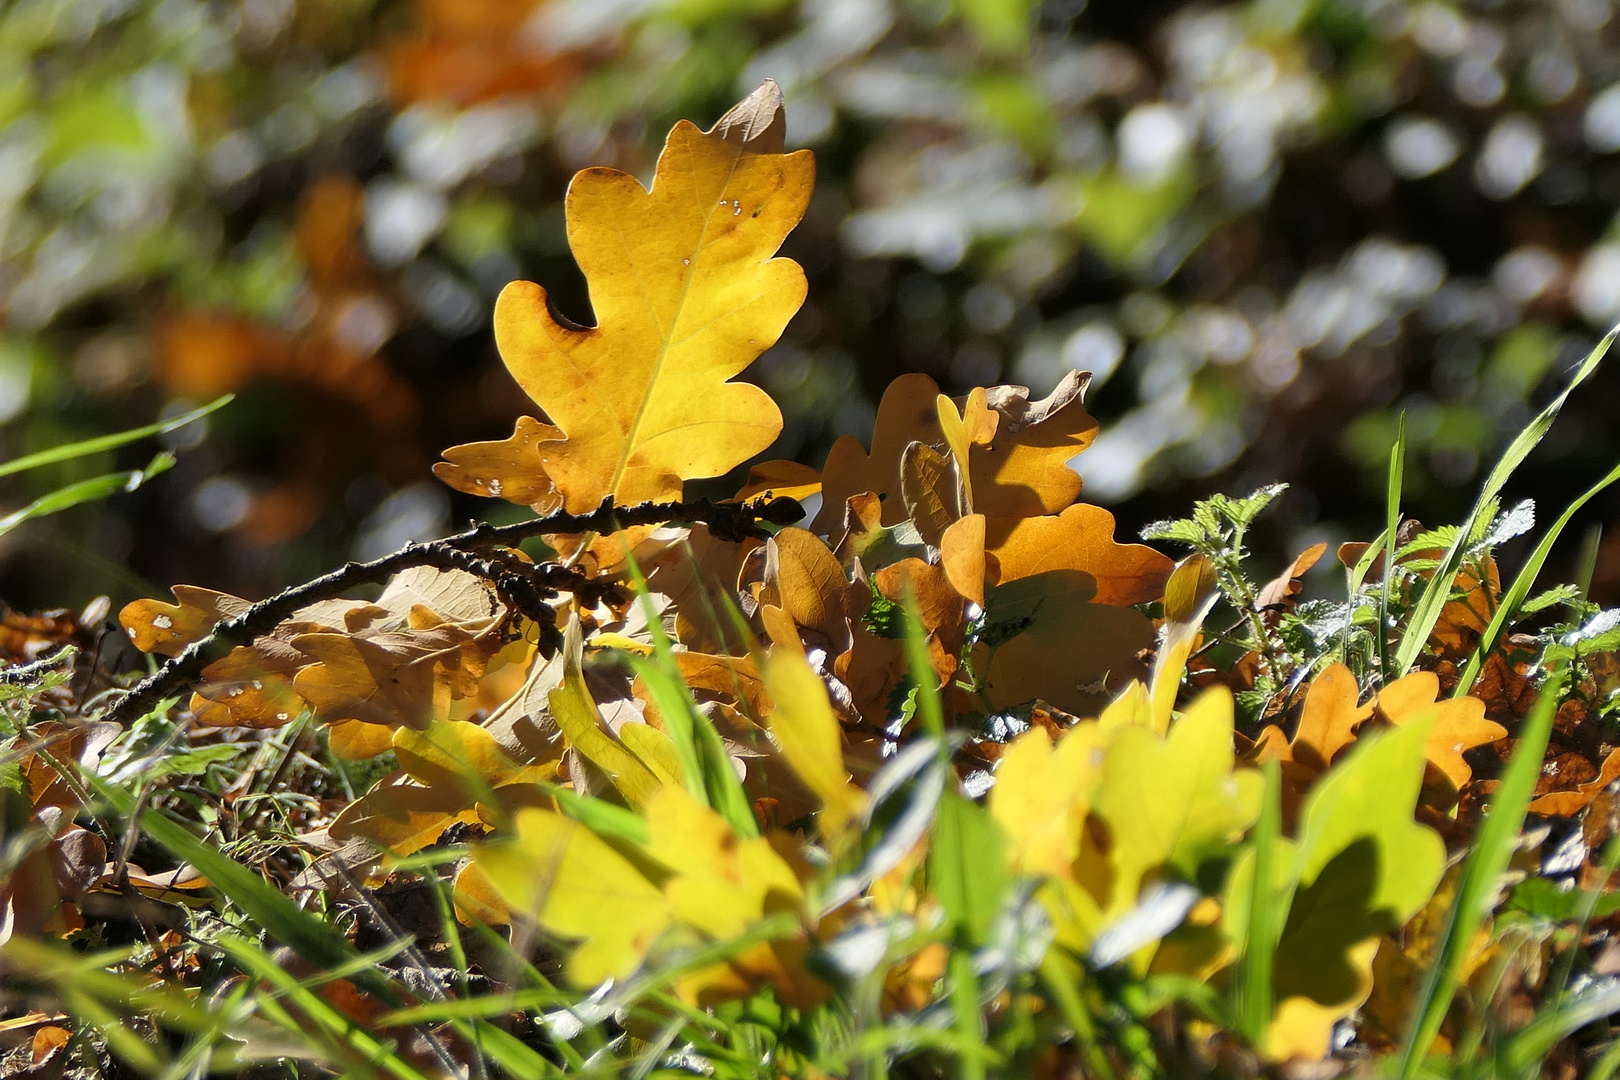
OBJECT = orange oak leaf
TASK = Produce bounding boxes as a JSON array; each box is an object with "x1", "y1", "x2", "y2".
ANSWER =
[
  {"x1": 968, "y1": 506, "x2": 1172, "y2": 714},
  {"x1": 120, "y1": 586, "x2": 250, "y2": 657},
  {"x1": 985, "y1": 504, "x2": 1172, "y2": 604},
  {"x1": 758, "y1": 527, "x2": 851, "y2": 653},
  {"x1": 1291, "y1": 663, "x2": 1372, "y2": 773},
  {"x1": 435, "y1": 81, "x2": 813, "y2": 520},
  {"x1": 1376, "y1": 671, "x2": 1507, "y2": 793},
  {"x1": 1257, "y1": 542, "x2": 1328, "y2": 620},
  {"x1": 969, "y1": 371, "x2": 1097, "y2": 519},
  {"x1": 812, "y1": 374, "x2": 945, "y2": 535}
]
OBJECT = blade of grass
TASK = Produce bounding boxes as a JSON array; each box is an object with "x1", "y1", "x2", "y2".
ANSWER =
[
  {"x1": 1394, "y1": 330, "x2": 1615, "y2": 678},
  {"x1": 455, "y1": 1018, "x2": 566, "y2": 1079},
  {"x1": 218, "y1": 935, "x2": 433, "y2": 1080},
  {"x1": 1380, "y1": 415, "x2": 1406, "y2": 682},
  {"x1": 1396, "y1": 663, "x2": 1571, "y2": 1078},
  {"x1": 1593, "y1": 1037, "x2": 1620, "y2": 1080},
  {"x1": 140, "y1": 809, "x2": 369, "y2": 982},
  {"x1": 1577, "y1": 522, "x2": 1604, "y2": 605},
  {"x1": 1454, "y1": 462, "x2": 1620, "y2": 696},
  {"x1": 619, "y1": 547, "x2": 708, "y2": 805},
  {"x1": 900, "y1": 589, "x2": 944, "y2": 743},
  {"x1": 1233, "y1": 759, "x2": 1283, "y2": 1050},
  {"x1": 1545, "y1": 826, "x2": 1620, "y2": 1013},
  {"x1": 0, "y1": 395, "x2": 231, "y2": 480},
  {"x1": 950, "y1": 946, "x2": 987, "y2": 1080},
  {"x1": 0, "y1": 452, "x2": 175, "y2": 537},
  {"x1": 1037, "y1": 953, "x2": 1117, "y2": 1080}
]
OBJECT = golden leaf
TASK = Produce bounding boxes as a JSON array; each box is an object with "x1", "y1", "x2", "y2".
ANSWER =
[
  {"x1": 436, "y1": 81, "x2": 812, "y2": 518},
  {"x1": 760, "y1": 647, "x2": 868, "y2": 843},
  {"x1": 475, "y1": 808, "x2": 673, "y2": 987}
]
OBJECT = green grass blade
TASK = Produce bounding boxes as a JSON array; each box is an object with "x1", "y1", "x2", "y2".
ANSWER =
[
  {"x1": 0, "y1": 452, "x2": 175, "y2": 537},
  {"x1": 141, "y1": 809, "x2": 360, "y2": 976},
  {"x1": 217, "y1": 935, "x2": 433, "y2": 1080},
  {"x1": 0, "y1": 395, "x2": 230, "y2": 479},
  {"x1": 900, "y1": 590, "x2": 944, "y2": 742},
  {"x1": 1394, "y1": 330, "x2": 1615, "y2": 677},
  {"x1": 1592, "y1": 1037, "x2": 1620, "y2": 1080},
  {"x1": 535, "y1": 779, "x2": 650, "y2": 845},
  {"x1": 619, "y1": 549, "x2": 709, "y2": 806},
  {"x1": 455, "y1": 1017, "x2": 565, "y2": 1079},
  {"x1": 1395, "y1": 664, "x2": 1571, "y2": 1078},
  {"x1": 949, "y1": 946, "x2": 987, "y2": 1080},
  {"x1": 1233, "y1": 759, "x2": 1282, "y2": 1049},
  {"x1": 1380, "y1": 415, "x2": 1406, "y2": 681},
  {"x1": 1454, "y1": 459, "x2": 1620, "y2": 696}
]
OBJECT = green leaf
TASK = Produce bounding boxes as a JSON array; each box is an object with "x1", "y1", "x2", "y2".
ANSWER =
[{"x1": 1507, "y1": 876, "x2": 1620, "y2": 922}]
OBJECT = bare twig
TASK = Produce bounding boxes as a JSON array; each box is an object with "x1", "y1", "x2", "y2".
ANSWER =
[{"x1": 108, "y1": 495, "x2": 800, "y2": 727}]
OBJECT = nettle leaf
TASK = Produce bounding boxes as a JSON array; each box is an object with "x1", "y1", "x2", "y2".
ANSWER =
[
  {"x1": 1479, "y1": 498, "x2": 1536, "y2": 548},
  {"x1": 1141, "y1": 517, "x2": 1206, "y2": 547},
  {"x1": 1520, "y1": 584, "x2": 1581, "y2": 616},
  {"x1": 436, "y1": 81, "x2": 812, "y2": 526}
]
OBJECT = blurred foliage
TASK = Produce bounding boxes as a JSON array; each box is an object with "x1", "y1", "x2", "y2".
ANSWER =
[{"x1": 5, "y1": 0, "x2": 1620, "y2": 609}]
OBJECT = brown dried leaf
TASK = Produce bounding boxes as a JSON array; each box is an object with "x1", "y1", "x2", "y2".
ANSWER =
[{"x1": 813, "y1": 373, "x2": 943, "y2": 534}]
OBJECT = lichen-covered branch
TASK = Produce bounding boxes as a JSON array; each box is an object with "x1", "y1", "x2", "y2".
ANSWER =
[{"x1": 108, "y1": 495, "x2": 800, "y2": 726}]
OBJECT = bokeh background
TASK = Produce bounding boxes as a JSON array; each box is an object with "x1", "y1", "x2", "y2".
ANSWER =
[{"x1": 5, "y1": 0, "x2": 1620, "y2": 612}]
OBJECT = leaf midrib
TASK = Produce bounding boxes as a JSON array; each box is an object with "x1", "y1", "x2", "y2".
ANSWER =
[{"x1": 605, "y1": 133, "x2": 751, "y2": 501}]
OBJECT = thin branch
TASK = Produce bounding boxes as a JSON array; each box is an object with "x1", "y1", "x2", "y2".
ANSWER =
[{"x1": 108, "y1": 495, "x2": 800, "y2": 727}]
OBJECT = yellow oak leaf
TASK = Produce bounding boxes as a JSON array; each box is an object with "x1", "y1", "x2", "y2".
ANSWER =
[
  {"x1": 330, "y1": 720, "x2": 556, "y2": 854},
  {"x1": 760, "y1": 647, "x2": 868, "y2": 843},
  {"x1": 989, "y1": 721, "x2": 1104, "y2": 880},
  {"x1": 1239, "y1": 719, "x2": 1445, "y2": 1062},
  {"x1": 436, "y1": 81, "x2": 812, "y2": 518},
  {"x1": 1093, "y1": 687, "x2": 1262, "y2": 927},
  {"x1": 550, "y1": 618, "x2": 663, "y2": 807},
  {"x1": 474, "y1": 807, "x2": 673, "y2": 987},
  {"x1": 734, "y1": 459, "x2": 822, "y2": 504}
]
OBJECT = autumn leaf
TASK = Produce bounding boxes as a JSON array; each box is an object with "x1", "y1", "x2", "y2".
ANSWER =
[
  {"x1": 435, "y1": 81, "x2": 813, "y2": 523},
  {"x1": 1094, "y1": 687, "x2": 1262, "y2": 928},
  {"x1": 971, "y1": 504, "x2": 1173, "y2": 714},
  {"x1": 120, "y1": 586, "x2": 250, "y2": 657},
  {"x1": 1289, "y1": 663, "x2": 1372, "y2": 774},
  {"x1": 329, "y1": 720, "x2": 556, "y2": 855},
  {"x1": 474, "y1": 807, "x2": 673, "y2": 987},
  {"x1": 989, "y1": 721, "x2": 1104, "y2": 880},
  {"x1": 813, "y1": 374, "x2": 944, "y2": 535},
  {"x1": 1375, "y1": 670, "x2": 1506, "y2": 795},
  {"x1": 760, "y1": 647, "x2": 867, "y2": 844},
  {"x1": 1242, "y1": 719, "x2": 1446, "y2": 1061},
  {"x1": 967, "y1": 372, "x2": 1097, "y2": 519},
  {"x1": 549, "y1": 617, "x2": 663, "y2": 807}
]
